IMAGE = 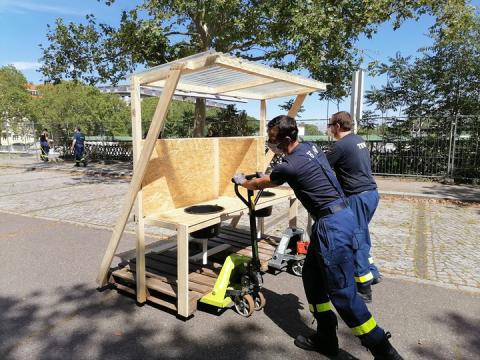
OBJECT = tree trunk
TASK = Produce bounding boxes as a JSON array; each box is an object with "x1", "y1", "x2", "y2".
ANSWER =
[{"x1": 193, "y1": 98, "x2": 206, "y2": 137}]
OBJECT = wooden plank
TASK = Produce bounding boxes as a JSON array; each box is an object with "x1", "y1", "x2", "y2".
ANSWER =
[
  {"x1": 287, "y1": 94, "x2": 307, "y2": 118},
  {"x1": 96, "y1": 66, "x2": 183, "y2": 287},
  {"x1": 148, "y1": 252, "x2": 221, "y2": 277},
  {"x1": 177, "y1": 224, "x2": 189, "y2": 317},
  {"x1": 288, "y1": 198, "x2": 299, "y2": 228},
  {"x1": 129, "y1": 265, "x2": 212, "y2": 294},
  {"x1": 131, "y1": 75, "x2": 147, "y2": 304},
  {"x1": 113, "y1": 268, "x2": 204, "y2": 299},
  {"x1": 133, "y1": 255, "x2": 217, "y2": 288}
]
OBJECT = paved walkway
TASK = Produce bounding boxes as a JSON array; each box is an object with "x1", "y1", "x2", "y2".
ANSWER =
[{"x1": 2, "y1": 153, "x2": 479, "y2": 202}]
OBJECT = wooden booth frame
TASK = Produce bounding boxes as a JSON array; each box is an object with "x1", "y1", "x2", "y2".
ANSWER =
[{"x1": 96, "y1": 51, "x2": 327, "y2": 317}]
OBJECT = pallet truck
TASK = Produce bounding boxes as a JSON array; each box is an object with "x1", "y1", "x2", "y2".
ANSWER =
[
  {"x1": 199, "y1": 173, "x2": 266, "y2": 317},
  {"x1": 268, "y1": 227, "x2": 309, "y2": 276},
  {"x1": 254, "y1": 191, "x2": 310, "y2": 277}
]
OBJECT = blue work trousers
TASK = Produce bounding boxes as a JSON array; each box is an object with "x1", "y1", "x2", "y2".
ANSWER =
[
  {"x1": 302, "y1": 199, "x2": 385, "y2": 347},
  {"x1": 348, "y1": 190, "x2": 381, "y2": 286},
  {"x1": 74, "y1": 145, "x2": 85, "y2": 163}
]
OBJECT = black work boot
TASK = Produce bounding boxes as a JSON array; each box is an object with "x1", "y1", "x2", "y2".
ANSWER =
[
  {"x1": 294, "y1": 313, "x2": 339, "y2": 357},
  {"x1": 369, "y1": 332, "x2": 404, "y2": 360},
  {"x1": 357, "y1": 284, "x2": 372, "y2": 303}
]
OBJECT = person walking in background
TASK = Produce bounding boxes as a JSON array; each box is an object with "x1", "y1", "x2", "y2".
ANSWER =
[
  {"x1": 39, "y1": 128, "x2": 50, "y2": 162},
  {"x1": 71, "y1": 127, "x2": 86, "y2": 167},
  {"x1": 326, "y1": 111, "x2": 382, "y2": 303}
]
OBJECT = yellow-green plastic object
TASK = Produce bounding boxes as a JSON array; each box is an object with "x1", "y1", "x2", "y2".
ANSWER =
[{"x1": 200, "y1": 254, "x2": 250, "y2": 308}]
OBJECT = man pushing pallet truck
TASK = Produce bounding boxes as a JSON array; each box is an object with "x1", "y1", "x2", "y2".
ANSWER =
[{"x1": 234, "y1": 115, "x2": 403, "y2": 360}]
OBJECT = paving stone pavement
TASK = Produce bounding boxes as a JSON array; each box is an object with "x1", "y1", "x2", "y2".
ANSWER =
[{"x1": 0, "y1": 166, "x2": 478, "y2": 292}]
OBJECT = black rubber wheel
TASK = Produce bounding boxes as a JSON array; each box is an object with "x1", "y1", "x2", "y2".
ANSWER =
[
  {"x1": 290, "y1": 259, "x2": 304, "y2": 276},
  {"x1": 253, "y1": 291, "x2": 266, "y2": 311},
  {"x1": 234, "y1": 294, "x2": 255, "y2": 317}
]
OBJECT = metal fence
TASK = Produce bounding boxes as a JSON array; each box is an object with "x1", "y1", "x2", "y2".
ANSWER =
[{"x1": 297, "y1": 115, "x2": 480, "y2": 182}]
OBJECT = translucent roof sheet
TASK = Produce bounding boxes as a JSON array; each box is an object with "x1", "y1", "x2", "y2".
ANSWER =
[{"x1": 131, "y1": 51, "x2": 327, "y2": 100}]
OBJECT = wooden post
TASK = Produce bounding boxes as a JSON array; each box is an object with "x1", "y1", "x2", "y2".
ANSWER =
[
  {"x1": 288, "y1": 198, "x2": 299, "y2": 228},
  {"x1": 96, "y1": 66, "x2": 184, "y2": 287},
  {"x1": 287, "y1": 94, "x2": 307, "y2": 119},
  {"x1": 131, "y1": 76, "x2": 147, "y2": 303},
  {"x1": 177, "y1": 224, "x2": 189, "y2": 317},
  {"x1": 260, "y1": 99, "x2": 267, "y2": 137}
]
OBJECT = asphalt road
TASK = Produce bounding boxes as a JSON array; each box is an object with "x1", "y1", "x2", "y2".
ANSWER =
[{"x1": 1, "y1": 213, "x2": 479, "y2": 360}]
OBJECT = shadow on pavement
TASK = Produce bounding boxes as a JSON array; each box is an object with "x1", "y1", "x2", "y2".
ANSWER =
[
  {"x1": 262, "y1": 288, "x2": 360, "y2": 360},
  {"x1": 0, "y1": 284, "x2": 294, "y2": 360},
  {"x1": 411, "y1": 311, "x2": 480, "y2": 359}
]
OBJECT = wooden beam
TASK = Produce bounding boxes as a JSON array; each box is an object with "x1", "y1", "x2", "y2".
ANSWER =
[
  {"x1": 131, "y1": 76, "x2": 147, "y2": 303},
  {"x1": 287, "y1": 94, "x2": 307, "y2": 118},
  {"x1": 215, "y1": 78, "x2": 275, "y2": 94},
  {"x1": 177, "y1": 224, "x2": 189, "y2": 317},
  {"x1": 288, "y1": 198, "x2": 299, "y2": 228},
  {"x1": 260, "y1": 100, "x2": 267, "y2": 137},
  {"x1": 96, "y1": 65, "x2": 184, "y2": 287}
]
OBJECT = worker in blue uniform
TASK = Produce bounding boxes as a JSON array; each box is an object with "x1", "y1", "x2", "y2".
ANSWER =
[
  {"x1": 233, "y1": 115, "x2": 402, "y2": 359},
  {"x1": 39, "y1": 128, "x2": 50, "y2": 162},
  {"x1": 326, "y1": 111, "x2": 382, "y2": 303},
  {"x1": 71, "y1": 127, "x2": 86, "y2": 167}
]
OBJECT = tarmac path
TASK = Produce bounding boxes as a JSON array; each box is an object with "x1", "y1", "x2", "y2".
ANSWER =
[{"x1": 0, "y1": 166, "x2": 479, "y2": 359}]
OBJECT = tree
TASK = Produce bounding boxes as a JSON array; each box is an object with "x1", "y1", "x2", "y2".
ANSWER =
[
  {"x1": 0, "y1": 66, "x2": 32, "y2": 145},
  {"x1": 31, "y1": 82, "x2": 130, "y2": 147},
  {"x1": 366, "y1": 3, "x2": 480, "y2": 117},
  {"x1": 39, "y1": 0, "x2": 457, "y2": 136},
  {"x1": 140, "y1": 97, "x2": 220, "y2": 137},
  {"x1": 299, "y1": 122, "x2": 321, "y2": 136},
  {"x1": 206, "y1": 105, "x2": 257, "y2": 137}
]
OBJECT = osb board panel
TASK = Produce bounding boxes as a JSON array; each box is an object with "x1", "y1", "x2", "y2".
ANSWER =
[
  {"x1": 218, "y1": 137, "x2": 264, "y2": 198},
  {"x1": 142, "y1": 139, "x2": 217, "y2": 216},
  {"x1": 142, "y1": 137, "x2": 265, "y2": 217}
]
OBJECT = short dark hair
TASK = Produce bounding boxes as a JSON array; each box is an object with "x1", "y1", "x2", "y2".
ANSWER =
[
  {"x1": 331, "y1": 111, "x2": 352, "y2": 130},
  {"x1": 267, "y1": 115, "x2": 298, "y2": 141},
  {"x1": 75, "y1": 126, "x2": 81, "y2": 131}
]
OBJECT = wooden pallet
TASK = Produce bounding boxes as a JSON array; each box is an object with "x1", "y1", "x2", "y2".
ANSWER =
[{"x1": 110, "y1": 227, "x2": 280, "y2": 316}]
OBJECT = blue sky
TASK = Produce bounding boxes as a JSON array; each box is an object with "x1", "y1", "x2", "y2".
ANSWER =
[{"x1": 0, "y1": 0, "x2": 478, "y2": 120}]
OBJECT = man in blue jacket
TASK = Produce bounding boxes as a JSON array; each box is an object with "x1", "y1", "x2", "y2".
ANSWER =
[
  {"x1": 326, "y1": 111, "x2": 382, "y2": 303},
  {"x1": 71, "y1": 127, "x2": 86, "y2": 167},
  {"x1": 233, "y1": 115, "x2": 402, "y2": 359}
]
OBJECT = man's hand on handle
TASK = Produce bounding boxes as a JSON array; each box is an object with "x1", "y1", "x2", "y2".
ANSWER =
[{"x1": 232, "y1": 173, "x2": 247, "y2": 186}]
